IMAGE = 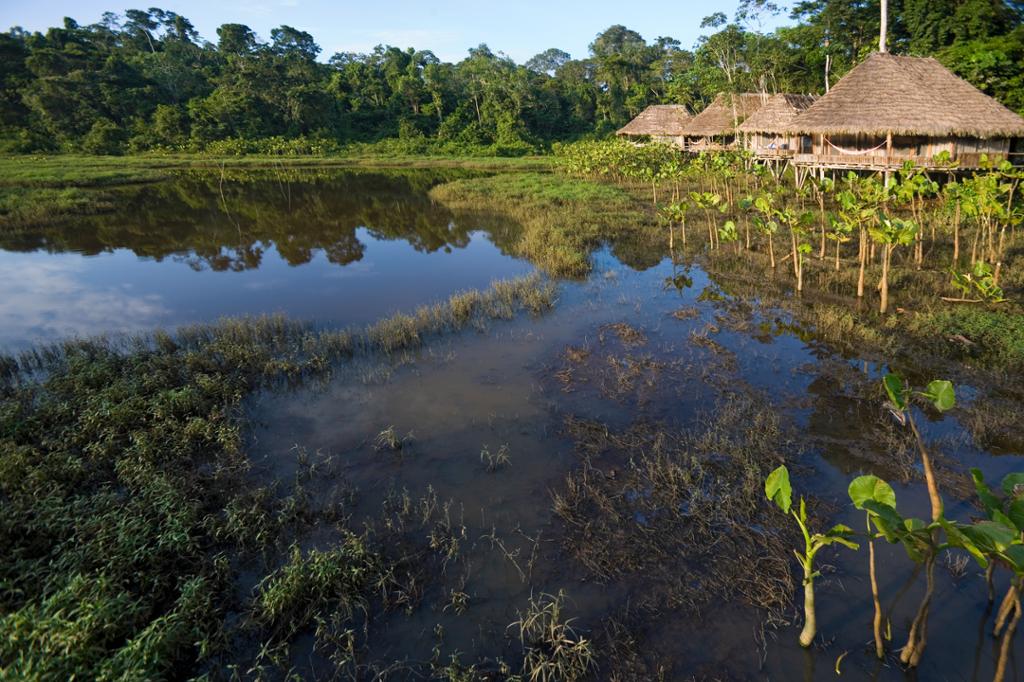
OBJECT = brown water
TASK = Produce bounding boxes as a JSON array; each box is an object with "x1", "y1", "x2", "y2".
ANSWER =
[{"x1": 8, "y1": 168, "x2": 1023, "y2": 679}]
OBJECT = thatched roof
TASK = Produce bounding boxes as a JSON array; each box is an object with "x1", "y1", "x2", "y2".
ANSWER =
[
  {"x1": 616, "y1": 105, "x2": 692, "y2": 137},
  {"x1": 738, "y1": 94, "x2": 817, "y2": 133},
  {"x1": 683, "y1": 93, "x2": 767, "y2": 137},
  {"x1": 786, "y1": 52, "x2": 1024, "y2": 138}
]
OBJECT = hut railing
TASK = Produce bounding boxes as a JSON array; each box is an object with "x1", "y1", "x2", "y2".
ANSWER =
[{"x1": 794, "y1": 152, "x2": 1022, "y2": 169}]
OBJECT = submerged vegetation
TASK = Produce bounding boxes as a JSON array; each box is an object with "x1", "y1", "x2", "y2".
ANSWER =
[{"x1": 0, "y1": 274, "x2": 556, "y2": 678}]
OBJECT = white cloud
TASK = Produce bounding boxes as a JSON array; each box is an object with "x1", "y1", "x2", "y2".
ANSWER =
[{"x1": 0, "y1": 257, "x2": 170, "y2": 349}]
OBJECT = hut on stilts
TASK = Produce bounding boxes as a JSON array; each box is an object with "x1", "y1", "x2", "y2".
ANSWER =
[
  {"x1": 680, "y1": 93, "x2": 767, "y2": 152},
  {"x1": 738, "y1": 93, "x2": 817, "y2": 172},
  {"x1": 786, "y1": 52, "x2": 1024, "y2": 185},
  {"x1": 616, "y1": 105, "x2": 692, "y2": 147}
]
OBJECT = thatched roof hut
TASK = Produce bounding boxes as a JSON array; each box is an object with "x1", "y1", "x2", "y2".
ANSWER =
[
  {"x1": 739, "y1": 94, "x2": 817, "y2": 134},
  {"x1": 684, "y1": 93, "x2": 767, "y2": 139},
  {"x1": 786, "y1": 53, "x2": 1024, "y2": 139},
  {"x1": 616, "y1": 105, "x2": 692, "y2": 138}
]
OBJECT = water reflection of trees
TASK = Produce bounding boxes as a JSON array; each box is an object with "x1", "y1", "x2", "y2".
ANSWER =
[{"x1": 1, "y1": 169, "x2": 524, "y2": 271}]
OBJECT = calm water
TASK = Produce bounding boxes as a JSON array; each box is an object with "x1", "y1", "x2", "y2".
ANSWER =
[
  {"x1": 7, "y1": 168, "x2": 1023, "y2": 679},
  {"x1": 0, "y1": 169, "x2": 530, "y2": 349}
]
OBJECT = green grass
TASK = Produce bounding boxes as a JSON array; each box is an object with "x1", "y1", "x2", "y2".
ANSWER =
[
  {"x1": 905, "y1": 306, "x2": 1024, "y2": 371},
  {"x1": 0, "y1": 154, "x2": 553, "y2": 230},
  {"x1": 430, "y1": 172, "x2": 658, "y2": 277}
]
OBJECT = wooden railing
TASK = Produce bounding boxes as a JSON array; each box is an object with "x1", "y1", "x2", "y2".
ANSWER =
[
  {"x1": 793, "y1": 152, "x2": 1024, "y2": 170},
  {"x1": 752, "y1": 148, "x2": 797, "y2": 159}
]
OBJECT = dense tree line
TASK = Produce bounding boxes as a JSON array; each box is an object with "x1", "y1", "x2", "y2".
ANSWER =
[{"x1": 0, "y1": 0, "x2": 1021, "y2": 155}]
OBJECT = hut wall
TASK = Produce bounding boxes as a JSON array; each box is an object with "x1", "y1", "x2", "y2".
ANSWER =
[
  {"x1": 953, "y1": 137, "x2": 1011, "y2": 166},
  {"x1": 749, "y1": 132, "x2": 801, "y2": 154},
  {"x1": 806, "y1": 134, "x2": 1013, "y2": 167}
]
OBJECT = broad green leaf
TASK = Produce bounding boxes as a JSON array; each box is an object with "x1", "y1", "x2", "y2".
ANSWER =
[
  {"x1": 971, "y1": 468, "x2": 1002, "y2": 515},
  {"x1": 883, "y1": 374, "x2": 907, "y2": 411},
  {"x1": 861, "y1": 500, "x2": 904, "y2": 543},
  {"x1": 1007, "y1": 499, "x2": 1024, "y2": 532},
  {"x1": 969, "y1": 521, "x2": 1018, "y2": 552},
  {"x1": 922, "y1": 380, "x2": 955, "y2": 412},
  {"x1": 849, "y1": 475, "x2": 896, "y2": 509},
  {"x1": 765, "y1": 465, "x2": 792, "y2": 514},
  {"x1": 1001, "y1": 473, "x2": 1024, "y2": 498},
  {"x1": 822, "y1": 535, "x2": 860, "y2": 551},
  {"x1": 940, "y1": 518, "x2": 988, "y2": 568},
  {"x1": 993, "y1": 509, "x2": 1019, "y2": 533},
  {"x1": 1001, "y1": 545, "x2": 1024, "y2": 573}
]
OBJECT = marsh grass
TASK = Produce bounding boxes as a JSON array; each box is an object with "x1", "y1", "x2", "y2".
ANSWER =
[
  {"x1": 0, "y1": 273, "x2": 554, "y2": 679},
  {"x1": 431, "y1": 172, "x2": 660, "y2": 277},
  {"x1": 512, "y1": 591, "x2": 596, "y2": 682},
  {"x1": 553, "y1": 395, "x2": 799, "y2": 622},
  {"x1": 480, "y1": 443, "x2": 512, "y2": 472}
]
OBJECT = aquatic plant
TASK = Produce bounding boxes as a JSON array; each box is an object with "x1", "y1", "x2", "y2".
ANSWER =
[
  {"x1": 848, "y1": 475, "x2": 897, "y2": 659},
  {"x1": 881, "y1": 373, "x2": 955, "y2": 667},
  {"x1": 511, "y1": 591, "x2": 595, "y2": 682},
  {"x1": 949, "y1": 260, "x2": 1006, "y2": 303},
  {"x1": 480, "y1": 443, "x2": 511, "y2": 472},
  {"x1": 870, "y1": 216, "x2": 917, "y2": 313},
  {"x1": 765, "y1": 465, "x2": 858, "y2": 647},
  {"x1": 965, "y1": 469, "x2": 1024, "y2": 681}
]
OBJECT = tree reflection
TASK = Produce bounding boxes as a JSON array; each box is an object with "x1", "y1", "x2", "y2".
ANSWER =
[{"x1": 2, "y1": 169, "x2": 512, "y2": 271}]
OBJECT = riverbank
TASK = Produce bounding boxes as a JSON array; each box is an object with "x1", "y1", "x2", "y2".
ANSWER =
[{"x1": 0, "y1": 154, "x2": 554, "y2": 230}]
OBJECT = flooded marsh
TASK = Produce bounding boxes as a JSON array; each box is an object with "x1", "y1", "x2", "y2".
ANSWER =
[{"x1": 2, "y1": 165, "x2": 1024, "y2": 680}]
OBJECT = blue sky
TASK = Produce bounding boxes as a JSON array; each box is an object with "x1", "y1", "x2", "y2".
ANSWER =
[{"x1": 0, "y1": 1, "x2": 793, "y2": 64}]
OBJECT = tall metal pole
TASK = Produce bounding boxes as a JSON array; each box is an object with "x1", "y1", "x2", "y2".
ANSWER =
[{"x1": 879, "y1": 0, "x2": 888, "y2": 53}]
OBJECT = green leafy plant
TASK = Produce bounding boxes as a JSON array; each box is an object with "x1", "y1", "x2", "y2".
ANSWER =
[
  {"x1": 848, "y1": 475, "x2": 897, "y2": 659},
  {"x1": 869, "y1": 216, "x2": 917, "y2": 313},
  {"x1": 881, "y1": 373, "x2": 956, "y2": 667},
  {"x1": 765, "y1": 465, "x2": 858, "y2": 647},
  {"x1": 962, "y1": 469, "x2": 1024, "y2": 681},
  {"x1": 949, "y1": 260, "x2": 1006, "y2": 303}
]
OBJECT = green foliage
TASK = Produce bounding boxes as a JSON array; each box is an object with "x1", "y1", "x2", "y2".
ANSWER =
[
  {"x1": 883, "y1": 373, "x2": 956, "y2": 414},
  {"x1": 765, "y1": 465, "x2": 792, "y2": 514},
  {"x1": 848, "y1": 475, "x2": 896, "y2": 511},
  {"x1": 764, "y1": 465, "x2": 858, "y2": 576},
  {"x1": 950, "y1": 261, "x2": 1006, "y2": 301},
  {"x1": 255, "y1": 537, "x2": 381, "y2": 641},
  {"x1": 906, "y1": 308, "x2": 1024, "y2": 369}
]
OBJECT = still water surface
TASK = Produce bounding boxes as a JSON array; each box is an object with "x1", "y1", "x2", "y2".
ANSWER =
[{"x1": 0, "y1": 169, "x2": 529, "y2": 348}]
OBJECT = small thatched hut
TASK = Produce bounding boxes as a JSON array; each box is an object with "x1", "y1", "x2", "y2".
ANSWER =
[
  {"x1": 738, "y1": 94, "x2": 817, "y2": 158},
  {"x1": 682, "y1": 93, "x2": 767, "y2": 151},
  {"x1": 616, "y1": 105, "x2": 692, "y2": 146},
  {"x1": 787, "y1": 52, "x2": 1024, "y2": 171}
]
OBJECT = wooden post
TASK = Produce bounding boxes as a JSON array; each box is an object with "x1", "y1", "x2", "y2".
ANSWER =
[
  {"x1": 884, "y1": 131, "x2": 894, "y2": 187},
  {"x1": 880, "y1": 0, "x2": 888, "y2": 53}
]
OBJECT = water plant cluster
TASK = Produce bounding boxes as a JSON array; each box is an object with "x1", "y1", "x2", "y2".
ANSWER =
[
  {"x1": 0, "y1": 275, "x2": 559, "y2": 679},
  {"x1": 766, "y1": 374, "x2": 1024, "y2": 680},
  {"x1": 553, "y1": 141, "x2": 1024, "y2": 373}
]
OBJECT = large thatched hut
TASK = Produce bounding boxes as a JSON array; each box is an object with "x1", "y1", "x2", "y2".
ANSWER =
[
  {"x1": 616, "y1": 105, "x2": 692, "y2": 146},
  {"x1": 787, "y1": 52, "x2": 1024, "y2": 171},
  {"x1": 738, "y1": 94, "x2": 817, "y2": 158},
  {"x1": 682, "y1": 93, "x2": 767, "y2": 151}
]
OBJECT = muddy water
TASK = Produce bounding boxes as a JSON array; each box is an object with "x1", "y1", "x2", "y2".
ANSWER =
[
  {"x1": 10, "y1": 168, "x2": 1023, "y2": 678},
  {"x1": 250, "y1": 245, "x2": 1024, "y2": 679}
]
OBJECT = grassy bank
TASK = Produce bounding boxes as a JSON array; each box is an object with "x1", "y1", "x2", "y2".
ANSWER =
[
  {"x1": 0, "y1": 154, "x2": 553, "y2": 230},
  {"x1": 430, "y1": 171, "x2": 659, "y2": 277},
  {"x1": 0, "y1": 275, "x2": 556, "y2": 679}
]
